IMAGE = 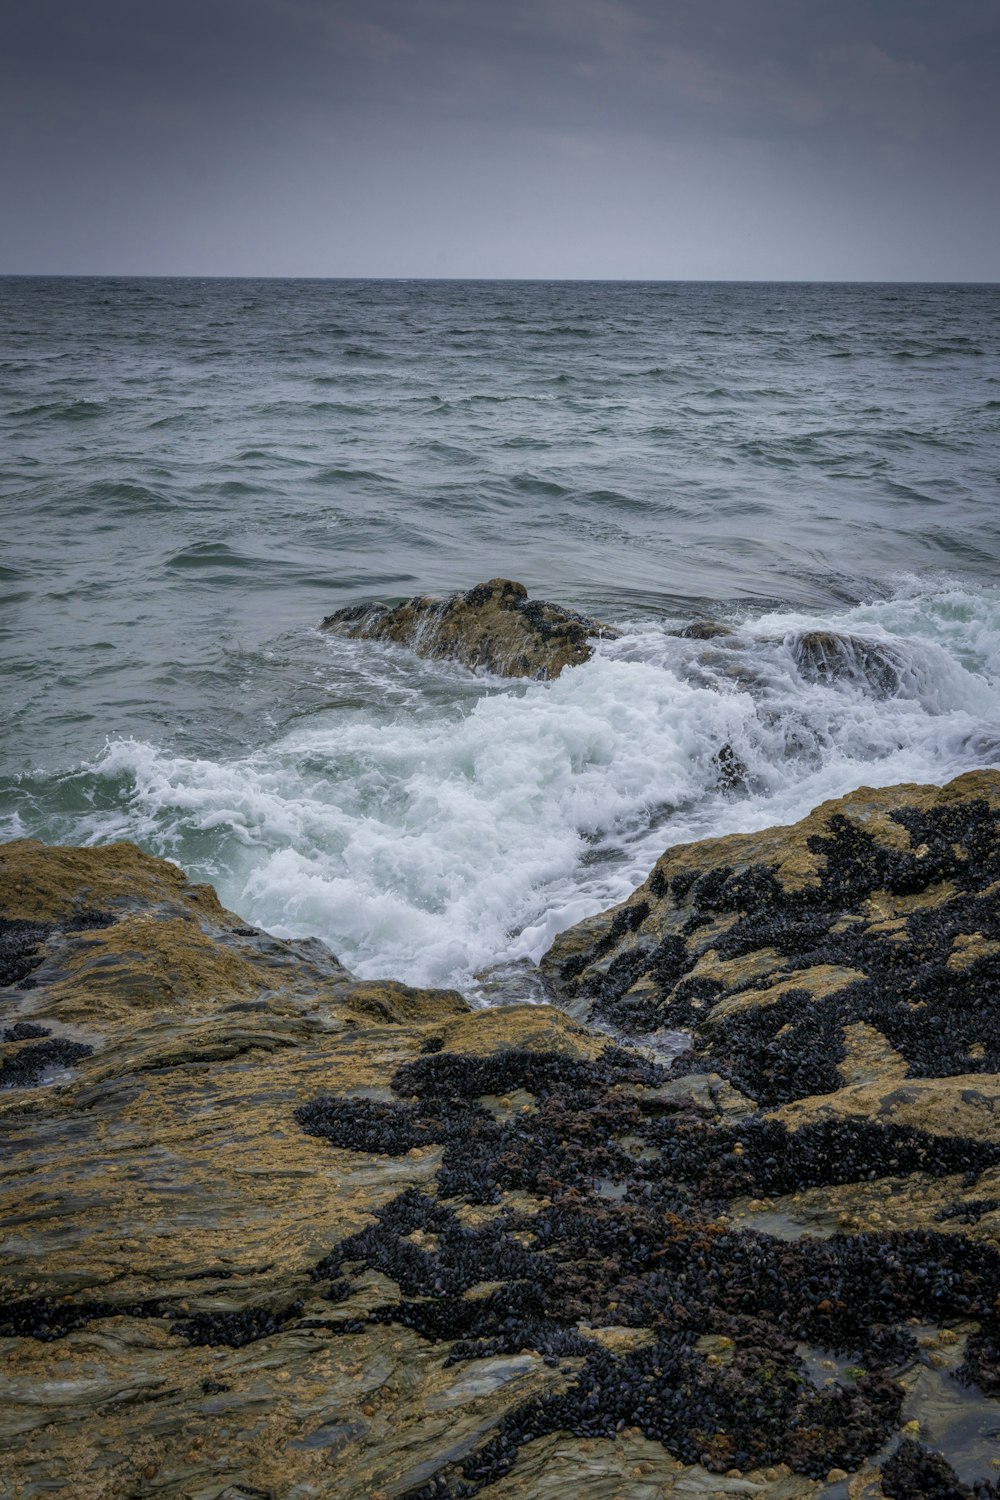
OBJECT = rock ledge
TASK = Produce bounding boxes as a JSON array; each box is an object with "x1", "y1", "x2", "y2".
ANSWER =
[{"x1": 4, "y1": 776, "x2": 1000, "y2": 1498}]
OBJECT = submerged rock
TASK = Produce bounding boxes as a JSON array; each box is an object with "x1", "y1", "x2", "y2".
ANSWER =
[
  {"x1": 792, "y1": 629, "x2": 904, "y2": 696},
  {"x1": 4, "y1": 787, "x2": 1000, "y2": 1497},
  {"x1": 675, "y1": 620, "x2": 736, "y2": 641},
  {"x1": 321, "y1": 577, "x2": 618, "y2": 679}
]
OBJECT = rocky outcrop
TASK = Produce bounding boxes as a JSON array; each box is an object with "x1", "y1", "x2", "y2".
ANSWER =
[
  {"x1": 4, "y1": 775, "x2": 1000, "y2": 1498},
  {"x1": 321, "y1": 578, "x2": 618, "y2": 679},
  {"x1": 543, "y1": 770, "x2": 1000, "y2": 1208}
]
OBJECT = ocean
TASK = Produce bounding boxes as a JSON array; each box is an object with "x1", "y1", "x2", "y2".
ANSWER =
[{"x1": 2, "y1": 276, "x2": 998, "y2": 998}]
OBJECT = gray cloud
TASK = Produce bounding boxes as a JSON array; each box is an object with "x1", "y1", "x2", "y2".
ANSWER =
[{"x1": 2, "y1": 0, "x2": 998, "y2": 276}]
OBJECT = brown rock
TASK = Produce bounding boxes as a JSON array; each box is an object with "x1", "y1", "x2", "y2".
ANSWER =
[
  {"x1": 7, "y1": 773, "x2": 1000, "y2": 1499},
  {"x1": 321, "y1": 577, "x2": 618, "y2": 679},
  {"x1": 676, "y1": 620, "x2": 735, "y2": 641},
  {"x1": 541, "y1": 772, "x2": 1000, "y2": 1090}
]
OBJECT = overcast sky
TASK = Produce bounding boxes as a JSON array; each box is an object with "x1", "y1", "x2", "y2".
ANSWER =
[{"x1": 2, "y1": 0, "x2": 998, "y2": 279}]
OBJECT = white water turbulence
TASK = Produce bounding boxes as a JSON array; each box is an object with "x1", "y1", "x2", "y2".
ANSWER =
[{"x1": 32, "y1": 580, "x2": 1000, "y2": 999}]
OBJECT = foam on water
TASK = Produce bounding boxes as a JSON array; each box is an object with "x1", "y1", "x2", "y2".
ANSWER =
[{"x1": 23, "y1": 581, "x2": 1000, "y2": 997}]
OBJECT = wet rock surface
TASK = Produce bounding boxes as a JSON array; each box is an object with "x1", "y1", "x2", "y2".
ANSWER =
[
  {"x1": 4, "y1": 780, "x2": 1000, "y2": 1497},
  {"x1": 791, "y1": 631, "x2": 905, "y2": 697},
  {"x1": 321, "y1": 577, "x2": 618, "y2": 679}
]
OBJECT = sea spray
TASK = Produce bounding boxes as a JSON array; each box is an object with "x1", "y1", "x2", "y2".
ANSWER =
[{"x1": 8, "y1": 581, "x2": 998, "y2": 996}]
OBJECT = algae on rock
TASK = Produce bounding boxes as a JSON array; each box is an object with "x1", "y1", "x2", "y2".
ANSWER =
[
  {"x1": 321, "y1": 577, "x2": 618, "y2": 680},
  {"x1": 4, "y1": 776, "x2": 1000, "y2": 1497}
]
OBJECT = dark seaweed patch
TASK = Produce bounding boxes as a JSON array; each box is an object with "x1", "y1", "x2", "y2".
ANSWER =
[
  {"x1": 553, "y1": 798, "x2": 1000, "y2": 1103},
  {"x1": 881, "y1": 1437, "x2": 998, "y2": 1498},
  {"x1": 0, "y1": 1038, "x2": 94, "y2": 1088},
  {"x1": 1, "y1": 1021, "x2": 50, "y2": 1041},
  {"x1": 0, "y1": 919, "x2": 51, "y2": 988},
  {"x1": 298, "y1": 1043, "x2": 1000, "y2": 1493},
  {"x1": 173, "y1": 1303, "x2": 303, "y2": 1348}
]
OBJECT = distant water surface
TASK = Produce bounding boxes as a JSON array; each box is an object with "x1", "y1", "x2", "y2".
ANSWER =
[{"x1": 2, "y1": 277, "x2": 998, "y2": 995}]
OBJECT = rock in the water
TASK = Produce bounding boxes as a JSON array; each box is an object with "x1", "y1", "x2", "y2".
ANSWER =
[
  {"x1": 675, "y1": 620, "x2": 736, "y2": 641},
  {"x1": 792, "y1": 629, "x2": 903, "y2": 696},
  {"x1": 321, "y1": 577, "x2": 618, "y2": 679},
  {"x1": 714, "y1": 741, "x2": 751, "y2": 793}
]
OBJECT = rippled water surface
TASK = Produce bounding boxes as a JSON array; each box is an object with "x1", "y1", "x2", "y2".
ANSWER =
[{"x1": 2, "y1": 277, "x2": 998, "y2": 993}]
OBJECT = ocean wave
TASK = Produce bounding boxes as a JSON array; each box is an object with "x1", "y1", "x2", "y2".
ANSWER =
[
  {"x1": 7, "y1": 399, "x2": 106, "y2": 422},
  {"x1": 164, "y1": 541, "x2": 259, "y2": 572},
  {"x1": 21, "y1": 581, "x2": 997, "y2": 998}
]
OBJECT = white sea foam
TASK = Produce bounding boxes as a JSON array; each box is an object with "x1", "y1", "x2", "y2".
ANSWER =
[{"x1": 73, "y1": 583, "x2": 1000, "y2": 996}]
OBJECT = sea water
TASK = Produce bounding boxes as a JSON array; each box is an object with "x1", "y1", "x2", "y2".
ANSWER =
[{"x1": 1, "y1": 277, "x2": 998, "y2": 995}]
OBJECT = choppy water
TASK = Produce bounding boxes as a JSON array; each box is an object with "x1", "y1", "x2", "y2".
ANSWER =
[{"x1": 2, "y1": 277, "x2": 999, "y2": 995}]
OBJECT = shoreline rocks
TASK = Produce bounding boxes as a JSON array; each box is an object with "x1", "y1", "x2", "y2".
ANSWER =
[
  {"x1": 3, "y1": 774, "x2": 1000, "y2": 1497},
  {"x1": 321, "y1": 577, "x2": 619, "y2": 679}
]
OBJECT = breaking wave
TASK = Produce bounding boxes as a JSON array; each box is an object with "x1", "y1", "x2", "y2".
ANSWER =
[{"x1": 13, "y1": 581, "x2": 999, "y2": 997}]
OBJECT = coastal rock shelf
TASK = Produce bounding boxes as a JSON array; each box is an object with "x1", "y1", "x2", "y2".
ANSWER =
[
  {"x1": 3, "y1": 774, "x2": 1000, "y2": 1497},
  {"x1": 321, "y1": 577, "x2": 618, "y2": 679}
]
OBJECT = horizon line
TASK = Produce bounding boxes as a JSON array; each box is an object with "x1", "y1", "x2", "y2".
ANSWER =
[{"x1": 1, "y1": 272, "x2": 999, "y2": 287}]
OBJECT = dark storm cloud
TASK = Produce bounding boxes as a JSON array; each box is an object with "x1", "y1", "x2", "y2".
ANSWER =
[{"x1": 2, "y1": 0, "x2": 998, "y2": 276}]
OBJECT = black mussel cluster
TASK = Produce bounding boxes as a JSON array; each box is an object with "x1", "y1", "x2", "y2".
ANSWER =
[
  {"x1": 296, "y1": 1096, "x2": 442, "y2": 1154},
  {"x1": 0, "y1": 917, "x2": 53, "y2": 988},
  {"x1": 173, "y1": 1302, "x2": 304, "y2": 1348},
  {"x1": 0, "y1": 1296, "x2": 170, "y2": 1342},
  {"x1": 0, "y1": 1291, "x2": 304, "y2": 1351},
  {"x1": 294, "y1": 1044, "x2": 1000, "y2": 1496},
  {"x1": 1, "y1": 1020, "x2": 51, "y2": 1041},
  {"x1": 1, "y1": 906, "x2": 117, "y2": 1087},
  {"x1": 958, "y1": 1327, "x2": 1000, "y2": 1397},
  {"x1": 555, "y1": 799, "x2": 1000, "y2": 1104},
  {"x1": 935, "y1": 1197, "x2": 1000, "y2": 1226},
  {"x1": 0, "y1": 908, "x2": 117, "y2": 990},
  {"x1": 0, "y1": 1035, "x2": 94, "y2": 1089},
  {"x1": 882, "y1": 1438, "x2": 999, "y2": 1499}
]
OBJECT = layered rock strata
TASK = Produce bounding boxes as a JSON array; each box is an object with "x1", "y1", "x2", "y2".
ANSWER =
[
  {"x1": 2, "y1": 774, "x2": 1000, "y2": 1498},
  {"x1": 321, "y1": 578, "x2": 618, "y2": 679}
]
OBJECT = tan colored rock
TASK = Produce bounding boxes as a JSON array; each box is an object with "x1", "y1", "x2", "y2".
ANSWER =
[
  {"x1": 542, "y1": 771, "x2": 1000, "y2": 1107},
  {"x1": 771, "y1": 1073, "x2": 1000, "y2": 1141},
  {"x1": 6, "y1": 790, "x2": 1000, "y2": 1498},
  {"x1": 321, "y1": 577, "x2": 618, "y2": 679},
  {"x1": 706, "y1": 964, "x2": 867, "y2": 1027},
  {"x1": 436, "y1": 1002, "x2": 607, "y2": 1060},
  {"x1": 838, "y1": 1022, "x2": 910, "y2": 1087},
  {"x1": 0, "y1": 835, "x2": 225, "y2": 922},
  {"x1": 949, "y1": 931, "x2": 1000, "y2": 970},
  {"x1": 676, "y1": 621, "x2": 736, "y2": 641}
]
